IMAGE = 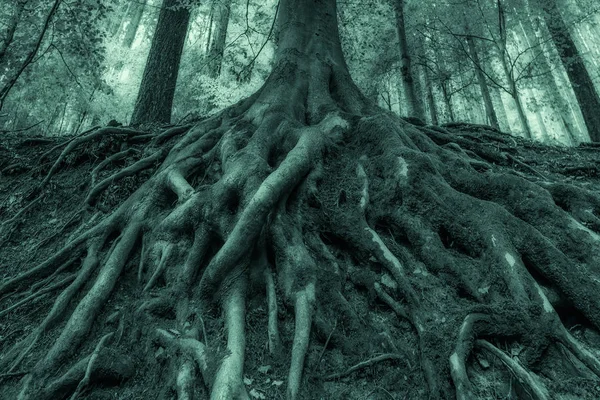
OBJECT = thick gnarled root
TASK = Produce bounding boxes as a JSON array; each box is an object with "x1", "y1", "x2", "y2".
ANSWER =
[
  {"x1": 287, "y1": 283, "x2": 315, "y2": 400},
  {"x1": 210, "y1": 275, "x2": 249, "y2": 400},
  {"x1": 3, "y1": 77, "x2": 600, "y2": 400}
]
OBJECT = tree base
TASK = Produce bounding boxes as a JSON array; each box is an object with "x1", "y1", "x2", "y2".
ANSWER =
[{"x1": 1, "y1": 85, "x2": 600, "y2": 399}]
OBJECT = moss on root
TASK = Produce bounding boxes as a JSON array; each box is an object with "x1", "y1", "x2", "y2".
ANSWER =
[{"x1": 2, "y1": 79, "x2": 600, "y2": 400}]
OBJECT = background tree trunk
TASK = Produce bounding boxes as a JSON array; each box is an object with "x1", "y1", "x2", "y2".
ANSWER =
[
  {"x1": 206, "y1": 0, "x2": 232, "y2": 78},
  {"x1": 122, "y1": 0, "x2": 148, "y2": 48},
  {"x1": 489, "y1": 85, "x2": 511, "y2": 132},
  {"x1": 466, "y1": 37, "x2": 499, "y2": 130},
  {"x1": 130, "y1": 0, "x2": 191, "y2": 125},
  {"x1": 541, "y1": 0, "x2": 600, "y2": 142},
  {"x1": 424, "y1": 67, "x2": 438, "y2": 125},
  {"x1": 517, "y1": 11, "x2": 583, "y2": 142},
  {"x1": 394, "y1": 0, "x2": 425, "y2": 120}
]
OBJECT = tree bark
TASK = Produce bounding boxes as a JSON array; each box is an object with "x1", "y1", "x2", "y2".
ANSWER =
[
  {"x1": 466, "y1": 37, "x2": 499, "y2": 130},
  {"x1": 122, "y1": 0, "x2": 148, "y2": 48},
  {"x1": 205, "y1": 4, "x2": 214, "y2": 54},
  {"x1": 206, "y1": 0, "x2": 232, "y2": 77},
  {"x1": 130, "y1": 0, "x2": 191, "y2": 126},
  {"x1": 489, "y1": 85, "x2": 511, "y2": 132},
  {"x1": 393, "y1": 0, "x2": 425, "y2": 120},
  {"x1": 423, "y1": 67, "x2": 438, "y2": 125},
  {"x1": 540, "y1": 0, "x2": 600, "y2": 142},
  {"x1": 512, "y1": 88, "x2": 532, "y2": 139}
]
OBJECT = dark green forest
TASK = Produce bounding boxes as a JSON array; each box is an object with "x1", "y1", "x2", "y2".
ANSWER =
[{"x1": 1, "y1": 0, "x2": 600, "y2": 399}]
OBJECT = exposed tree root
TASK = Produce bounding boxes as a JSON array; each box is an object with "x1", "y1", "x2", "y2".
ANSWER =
[
  {"x1": 287, "y1": 283, "x2": 315, "y2": 400},
  {"x1": 34, "y1": 348, "x2": 134, "y2": 400},
  {"x1": 265, "y1": 268, "x2": 282, "y2": 356},
  {"x1": 211, "y1": 274, "x2": 249, "y2": 400},
  {"x1": 3, "y1": 35, "x2": 600, "y2": 400},
  {"x1": 90, "y1": 147, "x2": 140, "y2": 186},
  {"x1": 324, "y1": 353, "x2": 405, "y2": 381},
  {"x1": 40, "y1": 126, "x2": 145, "y2": 189},
  {"x1": 85, "y1": 148, "x2": 168, "y2": 206},
  {"x1": 68, "y1": 331, "x2": 115, "y2": 400},
  {"x1": 0, "y1": 273, "x2": 75, "y2": 318},
  {"x1": 476, "y1": 339, "x2": 549, "y2": 400}
]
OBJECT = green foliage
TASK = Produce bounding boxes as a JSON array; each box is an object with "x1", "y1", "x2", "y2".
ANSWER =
[{"x1": 0, "y1": 0, "x2": 117, "y2": 133}]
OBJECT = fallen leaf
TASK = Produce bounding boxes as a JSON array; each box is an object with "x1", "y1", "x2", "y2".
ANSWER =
[
  {"x1": 258, "y1": 365, "x2": 271, "y2": 374},
  {"x1": 249, "y1": 388, "x2": 265, "y2": 399}
]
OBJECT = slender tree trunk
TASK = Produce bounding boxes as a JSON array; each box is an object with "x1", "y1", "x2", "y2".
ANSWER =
[
  {"x1": 108, "y1": 2, "x2": 129, "y2": 37},
  {"x1": 497, "y1": 49, "x2": 532, "y2": 138},
  {"x1": 495, "y1": 0, "x2": 531, "y2": 137},
  {"x1": 535, "y1": 16, "x2": 588, "y2": 141},
  {"x1": 46, "y1": 105, "x2": 61, "y2": 134},
  {"x1": 424, "y1": 67, "x2": 438, "y2": 125},
  {"x1": 0, "y1": 0, "x2": 61, "y2": 111},
  {"x1": 512, "y1": 89, "x2": 532, "y2": 139},
  {"x1": 518, "y1": 13, "x2": 582, "y2": 141},
  {"x1": 466, "y1": 37, "x2": 499, "y2": 129},
  {"x1": 122, "y1": 0, "x2": 148, "y2": 48},
  {"x1": 57, "y1": 101, "x2": 68, "y2": 136},
  {"x1": 395, "y1": 76, "x2": 404, "y2": 116},
  {"x1": 489, "y1": 85, "x2": 510, "y2": 132},
  {"x1": 393, "y1": 0, "x2": 425, "y2": 120},
  {"x1": 207, "y1": 0, "x2": 232, "y2": 77},
  {"x1": 205, "y1": 4, "x2": 215, "y2": 54},
  {"x1": 441, "y1": 82, "x2": 455, "y2": 122},
  {"x1": 0, "y1": 0, "x2": 26, "y2": 64},
  {"x1": 541, "y1": 0, "x2": 600, "y2": 142},
  {"x1": 131, "y1": 0, "x2": 191, "y2": 126}
]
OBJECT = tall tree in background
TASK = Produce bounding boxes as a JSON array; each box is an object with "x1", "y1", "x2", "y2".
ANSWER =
[
  {"x1": 466, "y1": 36, "x2": 500, "y2": 129},
  {"x1": 122, "y1": 0, "x2": 148, "y2": 48},
  {"x1": 495, "y1": 0, "x2": 533, "y2": 138},
  {"x1": 539, "y1": 0, "x2": 600, "y2": 142},
  {"x1": 394, "y1": 0, "x2": 425, "y2": 120},
  {"x1": 206, "y1": 0, "x2": 232, "y2": 77},
  {"x1": 130, "y1": 0, "x2": 191, "y2": 125},
  {"x1": 4, "y1": 0, "x2": 600, "y2": 400}
]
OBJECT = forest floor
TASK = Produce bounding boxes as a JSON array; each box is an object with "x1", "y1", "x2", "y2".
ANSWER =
[{"x1": 1, "y1": 124, "x2": 600, "y2": 399}]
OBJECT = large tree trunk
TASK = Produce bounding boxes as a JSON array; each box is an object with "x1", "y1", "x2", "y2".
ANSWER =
[
  {"x1": 122, "y1": 0, "x2": 148, "y2": 48},
  {"x1": 393, "y1": 0, "x2": 425, "y2": 120},
  {"x1": 130, "y1": 0, "x2": 191, "y2": 125},
  {"x1": 4, "y1": 0, "x2": 600, "y2": 400},
  {"x1": 540, "y1": 0, "x2": 600, "y2": 142},
  {"x1": 206, "y1": 0, "x2": 232, "y2": 78}
]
